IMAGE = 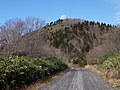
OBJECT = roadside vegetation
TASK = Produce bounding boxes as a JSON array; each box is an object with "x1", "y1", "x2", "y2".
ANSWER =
[
  {"x1": 0, "y1": 55, "x2": 68, "y2": 90},
  {"x1": 88, "y1": 52, "x2": 120, "y2": 89}
]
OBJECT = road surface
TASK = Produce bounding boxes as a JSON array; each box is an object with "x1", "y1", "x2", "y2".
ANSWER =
[{"x1": 40, "y1": 68, "x2": 116, "y2": 90}]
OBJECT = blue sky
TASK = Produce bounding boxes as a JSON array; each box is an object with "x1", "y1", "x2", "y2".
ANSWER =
[{"x1": 0, "y1": 0, "x2": 120, "y2": 25}]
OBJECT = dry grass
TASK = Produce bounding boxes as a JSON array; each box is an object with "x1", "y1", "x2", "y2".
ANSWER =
[{"x1": 85, "y1": 65, "x2": 120, "y2": 90}]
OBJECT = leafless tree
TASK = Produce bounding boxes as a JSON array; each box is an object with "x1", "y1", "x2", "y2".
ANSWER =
[
  {"x1": 25, "y1": 17, "x2": 45, "y2": 33},
  {"x1": 0, "y1": 17, "x2": 45, "y2": 53}
]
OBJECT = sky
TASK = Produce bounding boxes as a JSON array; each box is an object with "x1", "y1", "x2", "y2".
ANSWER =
[{"x1": 0, "y1": 0, "x2": 120, "y2": 25}]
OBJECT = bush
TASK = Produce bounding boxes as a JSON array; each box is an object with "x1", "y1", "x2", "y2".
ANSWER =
[
  {"x1": 88, "y1": 52, "x2": 120, "y2": 71},
  {"x1": 0, "y1": 56, "x2": 68, "y2": 90}
]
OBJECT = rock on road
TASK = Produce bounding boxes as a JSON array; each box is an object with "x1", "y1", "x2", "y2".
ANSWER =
[{"x1": 40, "y1": 68, "x2": 116, "y2": 90}]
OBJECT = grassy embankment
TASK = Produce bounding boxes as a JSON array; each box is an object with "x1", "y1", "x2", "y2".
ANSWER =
[{"x1": 88, "y1": 52, "x2": 120, "y2": 89}]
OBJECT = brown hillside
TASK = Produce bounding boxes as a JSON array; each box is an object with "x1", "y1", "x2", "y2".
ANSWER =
[{"x1": 0, "y1": 18, "x2": 120, "y2": 65}]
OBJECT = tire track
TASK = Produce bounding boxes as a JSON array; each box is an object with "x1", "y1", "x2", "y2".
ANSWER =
[{"x1": 40, "y1": 68, "x2": 116, "y2": 90}]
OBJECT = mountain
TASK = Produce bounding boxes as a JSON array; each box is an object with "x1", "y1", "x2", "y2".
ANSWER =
[{"x1": 0, "y1": 18, "x2": 120, "y2": 66}]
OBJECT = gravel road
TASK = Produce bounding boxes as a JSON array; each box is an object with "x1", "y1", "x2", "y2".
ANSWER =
[{"x1": 40, "y1": 68, "x2": 116, "y2": 90}]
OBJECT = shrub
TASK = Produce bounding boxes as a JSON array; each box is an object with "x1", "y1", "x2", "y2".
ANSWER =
[
  {"x1": 88, "y1": 52, "x2": 120, "y2": 71},
  {"x1": 0, "y1": 56, "x2": 68, "y2": 90}
]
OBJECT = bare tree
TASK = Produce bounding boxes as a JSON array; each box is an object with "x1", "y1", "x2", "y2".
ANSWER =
[
  {"x1": 25, "y1": 17, "x2": 45, "y2": 33},
  {"x1": 0, "y1": 17, "x2": 45, "y2": 53}
]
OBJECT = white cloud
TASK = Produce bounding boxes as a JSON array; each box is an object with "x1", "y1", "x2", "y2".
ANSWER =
[
  {"x1": 115, "y1": 12, "x2": 120, "y2": 16},
  {"x1": 114, "y1": 12, "x2": 120, "y2": 21},
  {"x1": 105, "y1": 0, "x2": 120, "y2": 24},
  {"x1": 60, "y1": 15, "x2": 67, "y2": 20},
  {"x1": 115, "y1": 12, "x2": 120, "y2": 24}
]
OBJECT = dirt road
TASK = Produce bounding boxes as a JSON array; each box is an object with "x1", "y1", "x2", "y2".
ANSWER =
[{"x1": 40, "y1": 68, "x2": 116, "y2": 90}]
